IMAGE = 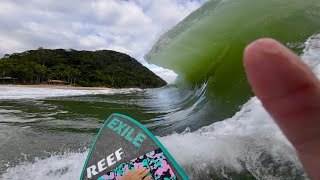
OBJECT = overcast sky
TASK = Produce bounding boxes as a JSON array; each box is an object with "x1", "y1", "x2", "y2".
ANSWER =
[{"x1": 0, "y1": 0, "x2": 206, "y2": 83}]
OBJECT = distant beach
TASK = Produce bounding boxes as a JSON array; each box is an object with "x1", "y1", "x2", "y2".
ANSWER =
[{"x1": 0, "y1": 84, "x2": 141, "y2": 100}]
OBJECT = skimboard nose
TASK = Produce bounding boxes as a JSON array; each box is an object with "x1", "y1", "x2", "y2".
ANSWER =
[{"x1": 81, "y1": 113, "x2": 188, "y2": 180}]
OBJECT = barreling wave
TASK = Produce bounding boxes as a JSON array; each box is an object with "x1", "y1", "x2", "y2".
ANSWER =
[{"x1": 145, "y1": 0, "x2": 320, "y2": 121}]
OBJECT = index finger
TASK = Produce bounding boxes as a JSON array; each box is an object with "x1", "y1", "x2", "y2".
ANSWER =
[{"x1": 243, "y1": 38, "x2": 320, "y2": 179}]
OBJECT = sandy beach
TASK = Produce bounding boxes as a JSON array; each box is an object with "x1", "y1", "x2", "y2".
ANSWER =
[
  {"x1": 0, "y1": 84, "x2": 132, "y2": 91},
  {"x1": 0, "y1": 84, "x2": 141, "y2": 100}
]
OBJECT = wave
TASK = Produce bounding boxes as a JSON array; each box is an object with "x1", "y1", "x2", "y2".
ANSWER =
[{"x1": 145, "y1": 0, "x2": 320, "y2": 121}]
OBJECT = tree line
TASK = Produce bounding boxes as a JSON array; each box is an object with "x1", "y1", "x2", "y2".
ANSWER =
[{"x1": 0, "y1": 48, "x2": 167, "y2": 88}]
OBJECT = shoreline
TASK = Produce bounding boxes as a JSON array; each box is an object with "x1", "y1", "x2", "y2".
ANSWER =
[{"x1": 0, "y1": 84, "x2": 135, "y2": 91}]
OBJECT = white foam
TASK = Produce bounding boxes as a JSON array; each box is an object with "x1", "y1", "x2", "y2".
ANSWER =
[
  {"x1": 302, "y1": 33, "x2": 320, "y2": 77},
  {"x1": 1, "y1": 151, "x2": 87, "y2": 180},
  {"x1": 0, "y1": 87, "x2": 139, "y2": 100}
]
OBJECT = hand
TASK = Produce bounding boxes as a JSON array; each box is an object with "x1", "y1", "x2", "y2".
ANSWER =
[
  {"x1": 120, "y1": 167, "x2": 152, "y2": 180},
  {"x1": 243, "y1": 38, "x2": 320, "y2": 179}
]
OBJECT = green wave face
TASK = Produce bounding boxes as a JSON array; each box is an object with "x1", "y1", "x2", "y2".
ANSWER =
[{"x1": 145, "y1": 0, "x2": 320, "y2": 105}]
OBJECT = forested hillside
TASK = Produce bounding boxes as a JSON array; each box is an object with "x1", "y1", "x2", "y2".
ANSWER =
[{"x1": 0, "y1": 48, "x2": 167, "y2": 88}]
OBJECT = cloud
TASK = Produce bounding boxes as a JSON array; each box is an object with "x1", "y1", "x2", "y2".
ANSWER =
[
  {"x1": 146, "y1": 65, "x2": 178, "y2": 84},
  {"x1": 0, "y1": 0, "x2": 206, "y2": 82}
]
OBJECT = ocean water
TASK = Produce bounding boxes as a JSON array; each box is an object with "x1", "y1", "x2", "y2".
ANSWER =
[
  {"x1": 0, "y1": 34, "x2": 319, "y2": 180},
  {"x1": 1, "y1": 0, "x2": 320, "y2": 178}
]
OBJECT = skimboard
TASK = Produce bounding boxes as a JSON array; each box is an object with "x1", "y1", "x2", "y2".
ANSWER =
[{"x1": 80, "y1": 113, "x2": 188, "y2": 180}]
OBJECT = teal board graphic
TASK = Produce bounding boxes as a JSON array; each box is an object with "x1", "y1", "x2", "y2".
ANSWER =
[{"x1": 80, "y1": 113, "x2": 188, "y2": 180}]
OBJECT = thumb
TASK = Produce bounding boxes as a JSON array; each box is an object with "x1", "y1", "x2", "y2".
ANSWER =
[{"x1": 243, "y1": 38, "x2": 320, "y2": 179}]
